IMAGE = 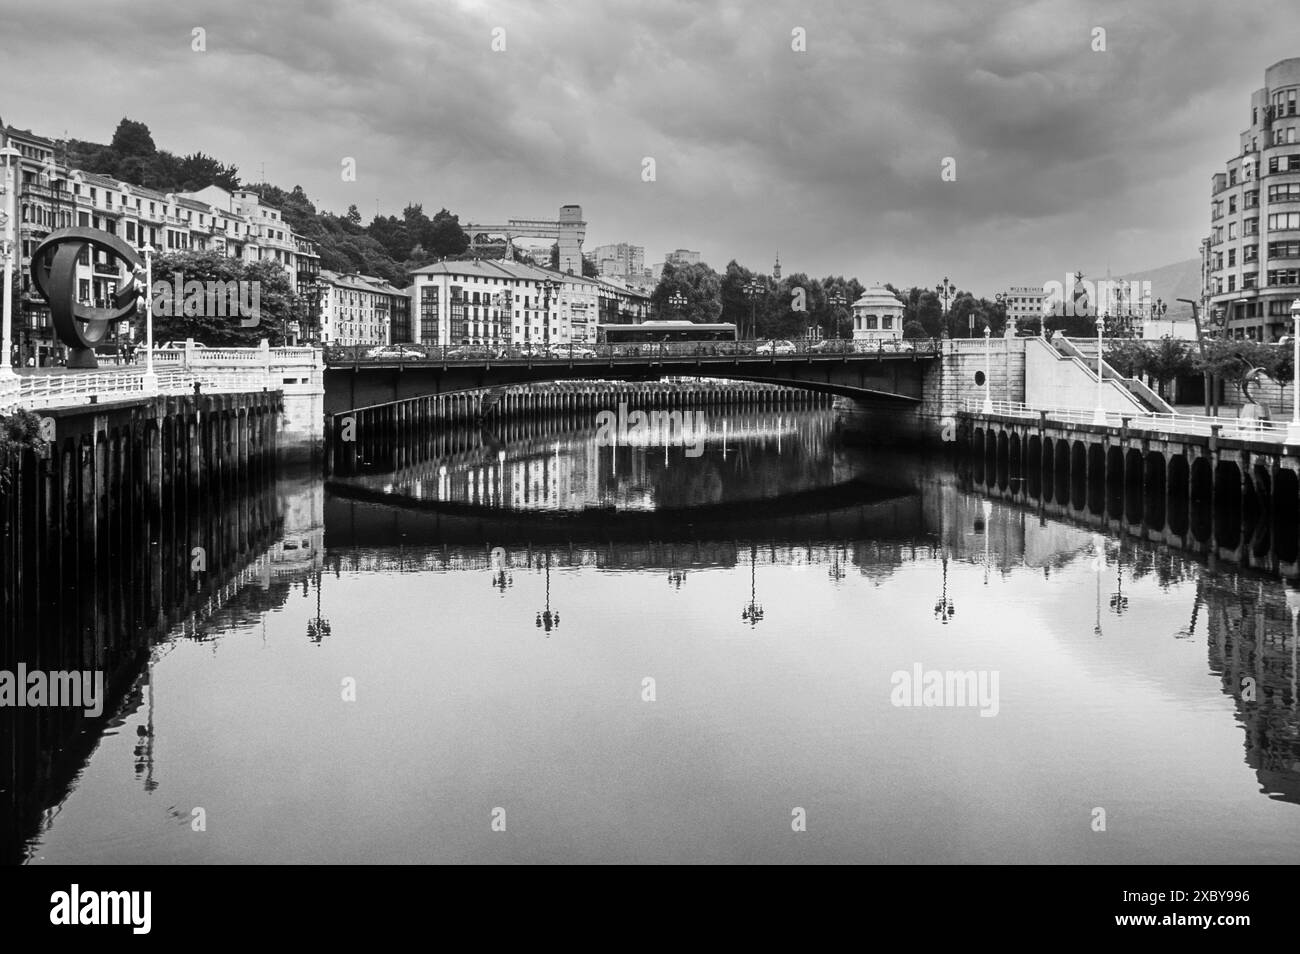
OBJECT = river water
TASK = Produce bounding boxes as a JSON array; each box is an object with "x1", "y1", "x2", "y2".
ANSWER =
[{"x1": 13, "y1": 406, "x2": 1300, "y2": 864}]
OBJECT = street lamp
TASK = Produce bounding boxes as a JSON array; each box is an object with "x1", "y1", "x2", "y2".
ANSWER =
[
  {"x1": 995, "y1": 291, "x2": 1014, "y2": 338},
  {"x1": 828, "y1": 290, "x2": 849, "y2": 341},
  {"x1": 935, "y1": 276, "x2": 955, "y2": 336},
  {"x1": 982, "y1": 323, "x2": 993, "y2": 413},
  {"x1": 0, "y1": 144, "x2": 19, "y2": 381},
  {"x1": 743, "y1": 278, "x2": 764, "y2": 342},
  {"x1": 1092, "y1": 311, "x2": 1106, "y2": 425},
  {"x1": 540, "y1": 278, "x2": 558, "y2": 349},
  {"x1": 137, "y1": 244, "x2": 158, "y2": 393},
  {"x1": 1287, "y1": 299, "x2": 1300, "y2": 445},
  {"x1": 668, "y1": 290, "x2": 686, "y2": 314}
]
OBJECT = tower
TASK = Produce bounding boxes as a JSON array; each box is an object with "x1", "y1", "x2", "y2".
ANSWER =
[{"x1": 773, "y1": 253, "x2": 781, "y2": 282}]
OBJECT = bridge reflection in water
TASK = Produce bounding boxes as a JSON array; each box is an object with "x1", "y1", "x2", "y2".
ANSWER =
[{"x1": 7, "y1": 406, "x2": 1300, "y2": 863}]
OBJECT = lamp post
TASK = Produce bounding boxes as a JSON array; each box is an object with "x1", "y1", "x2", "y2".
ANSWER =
[
  {"x1": 743, "y1": 278, "x2": 764, "y2": 343},
  {"x1": 668, "y1": 290, "x2": 686, "y2": 315},
  {"x1": 138, "y1": 244, "x2": 157, "y2": 393},
  {"x1": 1287, "y1": 299, "x2": 1300, "y2": 445},
  {"x1": 935, "y1": 276, "x2": 954, "y2": 336},
  {"x1": 0, "y1": 144, "x2": 19, "y2": 381},
  {"x1": 538, "y1": 278, "x2": 559, "y2": 348},
  {"x1": 1092, "y1": 311, "x2": 1107, "y2": 425},
  {"x1": 828, "y1": 290, "x2": 848, "y2": 342},
  {"x1": 995, "y1": 291, "x2": 1014, "y2": 338}
]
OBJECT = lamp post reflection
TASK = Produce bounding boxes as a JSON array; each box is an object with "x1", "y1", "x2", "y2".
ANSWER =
[
  {"x1": 307, "y1": 570, "x2": 331, "y2": 643},
  {"x1": 741, "y1": 543, "x2": 764, "y2": 626},
  {"x1": 1109, "y1": 547, "x2": 1129, "y2": 616},
  {"x1": 535, "y1": 551, "x2": 560, "y2": 634},
  {"x1": 934, "y1": 553, "x2": 955, "y2": 624}
]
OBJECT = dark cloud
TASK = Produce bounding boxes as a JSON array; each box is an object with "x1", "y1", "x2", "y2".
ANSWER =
[{"x1": 1, "y1": 0, "x2": 1296, "y2": 291}]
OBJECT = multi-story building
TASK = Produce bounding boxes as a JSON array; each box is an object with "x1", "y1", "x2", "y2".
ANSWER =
[
  {"x1": 318, "y1": 269, "x2": 411, "y2": 347},
  {"x1": 1207, "y1": 57, "x2": 1300, "y2": 340},
  {"x1": 593, "y1": 277, "x2": 652, "y2": 324},
  {"x1": 665, "y1": 249, "x2": 700, "y2": 266},
  {"x1": 999, "y1": 285, "x2": 1048, "y2": 333},
  {"x1": 409, "y1": 259, "x2": 612, "y2": 348},
  {"x1": 592, "y1": 242, "x2": 645, "y2": 281}
]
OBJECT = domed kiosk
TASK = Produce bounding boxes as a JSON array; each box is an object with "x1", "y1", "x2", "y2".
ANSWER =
[{"x1": 850, "y1": 284, "x2": 905, "y2": 346}]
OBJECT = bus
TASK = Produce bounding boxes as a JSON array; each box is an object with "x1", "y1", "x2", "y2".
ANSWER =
[{"x1": 596, "y1": 320, "x2": 738, "y2": 345}]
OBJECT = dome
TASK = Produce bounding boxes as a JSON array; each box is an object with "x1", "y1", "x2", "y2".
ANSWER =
[{"x1": 851, "y1": 283, "x2": 904, "y2": 311}]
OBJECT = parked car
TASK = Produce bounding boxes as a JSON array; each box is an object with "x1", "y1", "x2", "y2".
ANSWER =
[
  {"x1": 756, "y1": 339, "x2": 797, "y2": 355},
  {"x1": 366, "y1": 344, "x2": 425, "y2": 359},
  {"x1": 809, "y1": 338, "x2": 851, "y2": 353},
  {"x1": 547, "y1": 343, "x2": 597, "y2": 358},
  {"x1": 444, "y1": 345, "x2": 496, "y2": 360}
]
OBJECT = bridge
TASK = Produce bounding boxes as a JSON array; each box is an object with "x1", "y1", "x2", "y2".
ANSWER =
[
  {"x1": 322, "y1": 340, "x2": 941, "y2": 418},
  {"x1": 462, "y1": 204, "x2": 586, "y2": 274}
]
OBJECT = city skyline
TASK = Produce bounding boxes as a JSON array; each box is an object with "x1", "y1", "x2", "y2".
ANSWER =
[{"x1": 3, "y1": 0, "x2": 1298, "y2": 294}]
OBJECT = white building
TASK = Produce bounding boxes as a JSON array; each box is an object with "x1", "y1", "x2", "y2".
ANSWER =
[
  {"x1": 1000, "y1": 285, "x2": 1048, "y2": 334},
  {"x1": 850, "y1": 284, "x2": 905, "y2": 344},
  {"x1": 408, "y1": 260, "x2": 601, "y2": 348},
  {"x1": 318, "y1": 270, "x2": 408, "y2": 346}
]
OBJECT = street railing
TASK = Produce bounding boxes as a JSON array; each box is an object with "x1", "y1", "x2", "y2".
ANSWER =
[
  {"x1": 322, "y1": 338, "x2": 945, "y2": 365},
  {"x1": 963, "y1": 398, "x2": 1293, "y2": 442}
]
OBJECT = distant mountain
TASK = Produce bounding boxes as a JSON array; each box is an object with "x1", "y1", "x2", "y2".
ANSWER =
[{"x1": 1113, "y1": 258, "x2": 1202, "y2": 320}]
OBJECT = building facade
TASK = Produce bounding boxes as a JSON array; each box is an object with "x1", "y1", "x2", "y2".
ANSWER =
[
  {"x1": 318, "y1": 269, "x2": 412, "y2": 347},
  {"x1": 1000, "y1": 285, "x2": 1048, "y2": 334},
  {"x1": 409, "y1": 259, "x2": 626, "y2": 348},
  {"x1": 1207, "y1": 57, "x2": 1300, "y2": 340}
]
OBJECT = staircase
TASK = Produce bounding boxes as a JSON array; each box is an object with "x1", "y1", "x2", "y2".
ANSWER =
[{"x1": 1051, "y1": 336, "x2": 1174, "y2": 414}]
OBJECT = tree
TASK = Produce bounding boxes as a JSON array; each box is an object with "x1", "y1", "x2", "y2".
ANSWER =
[
  {"x1": 903, "y1": 320, "x2": 928, "y2": 340},
  {"x1": 346, "y1": 204, "x2": 362, "y2": 226},
  {"x1": 110, "y1": 118, "x2": 156, "y2": 158},
  {"x1": 140, "y1": 250, "x2": 295, "y2": 346},
  {"x1": 651, "y1": 261, "x2": 722, "y2": 323},
  {"x1": 1144, "y1": 338, "x2": 1196, "y2": 398}
]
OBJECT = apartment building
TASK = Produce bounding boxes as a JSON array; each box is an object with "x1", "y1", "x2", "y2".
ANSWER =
[
  {"x1": 409, "y1": 259, "x2": 611, "y2": 348},
  {"x1": 1206, "y1": 57, "x2": 1300, "y2": 340},
  {"x1": 999, "y1": 285, "x2": 1048, "y2": 333},
  {"x1": 318, "y1": 269, "x2": 412, "y2": 346}
]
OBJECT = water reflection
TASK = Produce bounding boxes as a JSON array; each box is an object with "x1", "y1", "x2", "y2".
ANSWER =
[{"x1": 7, "y1": 407, "x2": 1300, "y2": 864}]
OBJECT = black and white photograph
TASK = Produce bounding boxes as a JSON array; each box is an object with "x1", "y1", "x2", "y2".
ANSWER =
[{"x1": 0, "y1": 0, "x2": 1295, "y2": 918}]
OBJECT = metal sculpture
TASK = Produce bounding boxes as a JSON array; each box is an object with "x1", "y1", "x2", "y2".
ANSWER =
[{"x1": 29, "y1": 227, "x2": 144, "y2": 369}]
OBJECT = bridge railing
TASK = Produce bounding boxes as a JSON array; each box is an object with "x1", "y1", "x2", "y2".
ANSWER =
[
  {"x1": 323, "y1": 338, "x2": 945, "y2": 365},
  {"x1": 1, "y1": 367, "x2": 279, "y2": 412},
  {"x1": 963, "y1": 398, "x2": 1293, "y2": 442}
]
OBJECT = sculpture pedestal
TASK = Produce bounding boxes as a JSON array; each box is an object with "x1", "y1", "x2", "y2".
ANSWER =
[{"x1": 67, "y1": 346, "x2": 98, "y2": 369}]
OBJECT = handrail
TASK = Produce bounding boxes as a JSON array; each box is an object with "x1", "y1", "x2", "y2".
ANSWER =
[{"x1": 962, "y1": 398, "x2": 1290, "y2": 440}]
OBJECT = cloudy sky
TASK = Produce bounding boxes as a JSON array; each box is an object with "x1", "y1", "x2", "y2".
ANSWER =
[{"x1": 2, "y1": 0, "x2": 1297, "y2": 293}]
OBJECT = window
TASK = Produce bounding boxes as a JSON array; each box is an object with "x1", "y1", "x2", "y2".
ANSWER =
[
  {"x1": 1229, "y1": 196, "x2": 1237, "y2": 213},
  {"x1": 1228, "y1": 248, "x2": 1236, "y2": 266},
  {"x1": 1228, "y1": 222, "x2": 1238, "y2": 239},
  {"x1": 864, "y1": 314, "x2": 878, "y2": 329},
  {"x1": 1269, "y1": 240, "x2": 1300, "y2": 258},
  {"x1": 1267, "y1": 268, "x2": 1300, "y2": 285},
  {"x1": 419, "y1": 285, "x2": 440, "y2": 343},
  {"x1": 1268, "y1": 212, "x2": 1300, "y2": 230},
  {"x1": 882, "y1": 315, "x2": 894, "y2": 330},
  {"x1": 1228, "y1": 275, "x2": 1236, "y2": 292},
  {"x1": 1269, "y1": 182, "x2": 1300, "y2": 201}
]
